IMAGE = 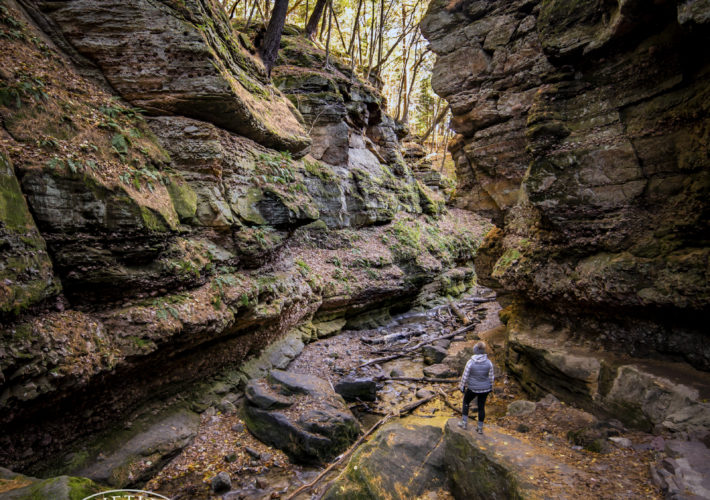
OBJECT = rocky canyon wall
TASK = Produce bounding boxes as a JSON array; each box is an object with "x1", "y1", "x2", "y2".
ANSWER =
[
  {"x1": 0, "y1": 0, "x2": 484, "y2": 472},
  {"x1": 422, "y1": 0, "x2": 710, "y2": 438}
]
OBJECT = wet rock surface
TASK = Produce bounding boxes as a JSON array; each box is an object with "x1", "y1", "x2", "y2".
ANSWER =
[{"x1": 334, "y1": 377, "x2": 378, "y2": 402}]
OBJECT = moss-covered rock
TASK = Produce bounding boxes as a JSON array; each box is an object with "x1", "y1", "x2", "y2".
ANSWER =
[
  {"x1": 0, "y1": 148, "x2": 60, "y2": 317},
  {"x1": 323, "y1": 418, "x2": 449, "y2": 500},
  {"x1": 0, "y1": 467, "x2": 101, "y2": 500}
]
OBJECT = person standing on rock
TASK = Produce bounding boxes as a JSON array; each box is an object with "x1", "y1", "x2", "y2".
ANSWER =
[{"x1": 458, "y1": 341, "x2": 494, "y2": 434}]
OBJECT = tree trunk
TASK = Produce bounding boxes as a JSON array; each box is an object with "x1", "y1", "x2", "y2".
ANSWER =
[
  {"x1": 403, "y1": 45, "x2": 427, "y2": 123},
  {"x1": 348, "y1": 0, "x2": 363, "y2": 56},
  {"x1": 330, "y1": 4, "x2": 348, "y2": 52},
  {"x1": 259, "y1": 0, "x2": 289, "y2": 76},
  {"x1": 365, "y1": 0, "x2": 377, "y2": 79},
  {"x1": 305, "y1": 0, "x2": 327, "y2": 39},
  {"x1": 375, "y1": 0, "x2": 385, "y2": 77},
  {"x1": 228, "y1": 0, "x2": 242, "y2": 19},
  {"x1": 245, "y1": 0, "x2": 258, "y2": 29},
  {"x1": 324, "y1": 0, "x2": 333, "y2": 67},
  {"x1": 422, "y1": 102, "x2": 448, "y2": 146}
]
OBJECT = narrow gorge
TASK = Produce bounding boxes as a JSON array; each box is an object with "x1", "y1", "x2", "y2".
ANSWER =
[{"x1": 0, "y1": 0, "x2": 708, "y2": 498}]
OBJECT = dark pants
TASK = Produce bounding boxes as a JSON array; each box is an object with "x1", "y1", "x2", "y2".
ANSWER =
[{"x1": 462, "y1": 389, "x2": 489, "y2": 422}]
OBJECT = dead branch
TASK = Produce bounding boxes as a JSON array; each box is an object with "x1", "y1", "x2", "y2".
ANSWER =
[
  {"x1": 449, "y1": 301, "x2": 470, "y2": 325},
  {"x1": 437, "y1": 388, "x2": 462, "y2": 415},
  {"x1": 359, "y1": 323, "x2": 476, "y2": 368},
  {"x1": 397, "y1": 392, "x2": 437, "y2": 415},
  {"x1": 358, "y1": 352, "x2": 404, "y2": 368},
  {"x1": 378, "y1": 376, "x2": 458, "y2": 384},
  {"x1": 404, "y1": 322, "x2": 476, "y2": 353}
]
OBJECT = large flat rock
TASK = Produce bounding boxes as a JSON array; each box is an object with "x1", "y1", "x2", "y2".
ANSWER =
[{"x1": 444, "y1": 419, "x2": 589, "y2": 499}]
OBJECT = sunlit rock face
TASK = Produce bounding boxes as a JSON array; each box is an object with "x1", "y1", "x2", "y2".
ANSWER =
[{"x1": 422, "y1": 0, "x2": 710, "y2": 433}]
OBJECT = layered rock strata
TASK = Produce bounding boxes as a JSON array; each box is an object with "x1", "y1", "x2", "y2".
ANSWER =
[
  {"x1": 0, "y1": 0, "x2": 486, "y2": 473},
  {"x1": 422, "y1": 0, "x2": 710, "y2": 436}
]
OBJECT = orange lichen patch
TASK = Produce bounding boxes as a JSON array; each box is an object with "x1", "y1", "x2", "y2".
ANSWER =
[{"x1": 0, "y1": 476, "x2": 33, "y2": 493}]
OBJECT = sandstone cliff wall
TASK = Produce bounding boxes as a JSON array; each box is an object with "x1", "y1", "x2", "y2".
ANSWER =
[
  {"x1": 422, "y1": 0, "x2": 710, "y2": 437},
  {"x1": 0, "y1": 0, "x2": 479, "y2": 471}
]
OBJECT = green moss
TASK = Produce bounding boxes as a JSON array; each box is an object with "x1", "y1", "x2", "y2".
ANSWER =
[
  {"x1": 139, "y1": 206, "x2": 169, "y2": 232},
  {"x1": 0, "y1": 154, "x2": 35, "y2": 231},
  {"x1": 6, "y1": 474, "x2": 101, "y2": 500},
  {"x1": 416, "y1": 180, "x2": 442, "y2": 216},
  {"x1": 166, "y1": 176, "x2": 198, "y2": 222},
  {"x1": 303, "y1": 157, "x2": 336, "y2": 181},
  {"x1": 492, "y1": 249, "x2": 522, "y2": 277}
]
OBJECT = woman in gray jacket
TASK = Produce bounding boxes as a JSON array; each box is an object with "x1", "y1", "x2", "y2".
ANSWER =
[{"x1": 458, "y1": 341, "x2": 494, "y2": 433}]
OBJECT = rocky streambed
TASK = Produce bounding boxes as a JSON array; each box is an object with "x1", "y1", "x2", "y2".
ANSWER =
[
  {"x1": 62, "y1": 289, "x2": 693, "y2": 500},
  {"x1": 4, "y1": 289, "x2": 709, "y2": 499}
]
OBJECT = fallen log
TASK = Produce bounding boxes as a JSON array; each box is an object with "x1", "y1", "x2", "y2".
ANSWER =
[
  {"x1": 396, "y1": 392, "x2": 437, "y2": 416},
  {"x1": 468, "y1": 297, "x2": 496, "y2": 304},
  {"x1": 359, "y1": 323, "x2": 476, "y2": 368},
  {"x1": 377, "y1": 376, "x2": 458, "y2": 384},
  {"x1": 449, "y1": 301, "x2": 470, "y2": 325},
  {"x1": 404, "y1": 322, "x2": 476, "y2": 353},
  {"x1": 366, "y1": 328, "x2": 425, "y2": 345}
]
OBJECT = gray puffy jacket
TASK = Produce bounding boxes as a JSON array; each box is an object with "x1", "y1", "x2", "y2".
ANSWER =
[{"x1": 459, "y1": 354, "x2": 494, "y2": 393}]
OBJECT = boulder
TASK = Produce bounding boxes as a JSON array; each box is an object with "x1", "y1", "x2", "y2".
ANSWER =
[
  {"x1": 609, "y1": 437, "x2": 632, "y2": 448},
  {"x1": 334, "y1": 377, "x2": 378, "y2": 401},
  {"x1": 443, "y1": 346, "x2": 474, "y2": 373},
  {"x1": 323, "y1": 418, "x2": 448, "y2": 499},
  {"x1": 43, "y1": 408, "x2": 200, "y2": 488},
  {"x1": 267, "y1": 369, "x2": 331, "y2": 396},
  {"x1": 245, "y1": 379, "x2": 294, "y2": 410},
  {"x1": 423, "y1": 364, "x2": 457, "y2": 379},
  {"x1": 432, "y1": 339, "x2": 452, "y2": 349},
  {"x1": 422, "y1": 345, "x2": 448, "y2": 365},
  {"x1": 211, "y1": 471, "x2": 232, "y2": 494},
  {"x1": 652, "y1": 440, "x2": 710, "y2": 499},
  {"x1": 0, "y1": 467, "x2": 100, "y2": 499},
  {"x1": 243, "y1": 370, "x2": 360, "y2": 463},
  {"x1": 506, "y1": 400, "x2": 536, "y2": 417}
]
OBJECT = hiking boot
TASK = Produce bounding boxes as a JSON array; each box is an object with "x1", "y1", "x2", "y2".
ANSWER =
[{"x1": 458, "y1": 416, "x2": 468, "y2": 429}]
